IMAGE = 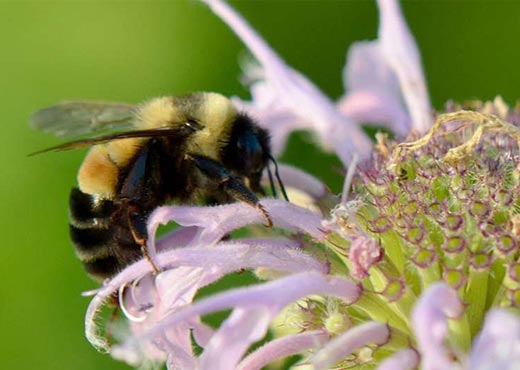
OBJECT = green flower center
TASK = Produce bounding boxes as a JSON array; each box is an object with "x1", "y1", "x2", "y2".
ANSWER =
[{"x1": 285, "y1": 101, "x2": 520, "y2": 367}]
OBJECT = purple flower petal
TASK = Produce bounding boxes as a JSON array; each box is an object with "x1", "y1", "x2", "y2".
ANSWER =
[
  {"x1": 119, "y1": 271, "x2": 359, "y2": 363},
  {"x1": 469, "y1": 309, "x2": 520, "y2": 370},
  {"x1": 191, "y1": 319, "x2": 214, "y2": 347},
  {"x1": 340, "y1": 0, "x2": 431, "y2": 134},
  {"x1": 160, "y1": 326, "x2": 197, "y2": 370},
  {"x1": 411, "y1": 283, "x2": 464, "y2": 370},
  {"x1": 312, "y1": 322, "x2": 390, "y2": 370},
  {"x1": 339, "y1": 42, "x2": 410, "y2": 136},
  {"x1": 85, "y1": 238, "x2": 327, "y2": 353},
  {"x1": 236, "y1": 330, "x2": 329, "y2": 370},
  {"x1": 108, "y1": 237, "x2": 327, "y2": 368},
  {"x1": 202, "y1": 0, "x2": 373, "y2": 164},
  {"x1": 165, "y1": 345, "x2": 197, "y2": 370},
  {"x1": 113, "y1": 274, "x2": 197, "y2": 367},
  {"x1": 148, "y1": 199, "x2": 326, "y2": 256},
  {"x1": 155, "y1": 267, "x2": 205, "y2": 309},
  {"x1": 119, "y1": 274, "x2": 157, "y2": 323},
  {"x1": 378, "y1": 0, "x2": 431, "y2": 132},
  {"x1": 199, "y1": 307, "x2": 272, "y2": 370},
  {"x1": 377, "y1": 348, "x2": 419, "y2": 370},
  {"x1": 155, "y1": 271, "x2": 360, "y2": 332},
  {"x1": 154, "y1": 226, "x2": 201, "y2": 254}
]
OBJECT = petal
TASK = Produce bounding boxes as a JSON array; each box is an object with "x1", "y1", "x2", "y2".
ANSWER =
[
  {"x1": 130, "y1": 272, "x2": 360, "y2": 351},
  {"x1": 161, "y1": 328, "x2": 198, "y2": 370},
  {"x1": 202, "y1": 0, "x2": 373, "y2": 165},
  {"x1": 153, "y1": 226, "x2": 201, "y2": 254},
  {"x1": 85, "y1": 239, "x2": 327, "y2": 352},
  {"x1": 339, "y1": 0, "x2": 431, "y2": 134},
  {"x1": 148, "y1": 199, "x2": 326, "y2": 253},
  {"x1": 166, "y1": 349, "x2": 197, "y2": 370},
  {"x1": 155, "y1": 267, "x2": 205, "y2": 309},
  {"x1": 377, "y1": 348, "x2": 419, "y2": 370},
  {"x1": 469, "y1": 309, "x2": 520, "y2": 370},
  {"x1": 411, "y1": 283, "x2": 464, "y2": 370},
  {"x1": 339, "y1": 42, "x2": 410, "y2": 136},
  {"x1": 311, "y1": 322, "x2": 390, "y2": 370},
  {"x1": 377, "y1": 0, "x2": 431, "y2": 132},
  {"x1": 200, "y1": 307, "x2": 272, "y2": 370},
  {"x1": 119, "y1": 275, "x2": 157, "y2": 323},
  {"x1": 236, "y1": 330, "x2": 329, "y2": 370},
  {"x1": 191, "y1": 319, "x2": 215, "y2": 347},
  {"x1": 152, "y1": 239, "x2": 329, "y2": 291}
]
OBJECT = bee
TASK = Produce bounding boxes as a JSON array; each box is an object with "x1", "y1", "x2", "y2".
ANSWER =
[{"x1": 31, "y1": 92, "x2": 287, "y2": 281}]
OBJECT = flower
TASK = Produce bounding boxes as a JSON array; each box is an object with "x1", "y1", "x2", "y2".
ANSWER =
[
  {"x1": 201, "y1": 0, "x2": 431, "y2": 164},
  {"x1": 83, "y1": 1, "x2": 520, "y2": 369}
]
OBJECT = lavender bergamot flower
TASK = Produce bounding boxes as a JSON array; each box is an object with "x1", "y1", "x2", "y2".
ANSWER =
[{"x1": 83, "y1": 1, "x2": 520, "y2": 369}]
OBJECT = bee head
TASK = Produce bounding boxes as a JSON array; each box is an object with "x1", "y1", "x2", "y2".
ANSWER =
[{"x1": 222, "y1": 113, "x2": 270, "y2": 180}]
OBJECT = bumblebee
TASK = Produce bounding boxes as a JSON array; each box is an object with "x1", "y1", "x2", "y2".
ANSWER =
[{"x1": 31, "y1": 92, "x2": 286, "y2": 281}]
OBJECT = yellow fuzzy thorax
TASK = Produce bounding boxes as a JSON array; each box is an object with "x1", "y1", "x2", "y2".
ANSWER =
[
  {"x1": 137, "y1": 93, "x2": 236, "y2": 160},
  {"x1": 78, "y1": 92, "x2": 238, "y2": 197}
]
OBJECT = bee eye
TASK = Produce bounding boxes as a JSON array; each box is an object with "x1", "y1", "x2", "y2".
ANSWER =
[
  {"x1": 185, "y1": 119, "x2": 202, "y2": 131},
  {"x1": 243, "y1": 139, "x2": 264, "y2": 174}
]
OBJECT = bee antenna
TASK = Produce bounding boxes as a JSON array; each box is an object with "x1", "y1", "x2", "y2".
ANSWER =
[
  {"x1": 268, "y1": 155, "x2": 289, "y2": 202},
  {"x1": 266, "y1": 164, "x2": 277, "y2": 198}
]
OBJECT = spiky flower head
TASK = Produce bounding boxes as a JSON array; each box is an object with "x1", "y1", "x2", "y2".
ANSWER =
[{"x1": 292, "y1": 97, "x2": 520, "y2": 369}]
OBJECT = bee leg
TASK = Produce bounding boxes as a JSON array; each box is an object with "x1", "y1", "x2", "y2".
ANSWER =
[
  {"x1": 222, "y1": 177, "x2": 273, "y2": 228},
  {"x1": 187, "y1": 154, "x2": 273, "y2": 228},
  {"x1": 119, "y1": 146, "x2": 160, "y2": 274},
  {"x1": 126, "y1": 201, "x2": 160, "y2": 274}
]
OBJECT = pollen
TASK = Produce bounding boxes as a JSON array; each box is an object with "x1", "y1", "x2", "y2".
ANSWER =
[{"x1": 78, "y1": 146, "x2": 118, "y2": 198}]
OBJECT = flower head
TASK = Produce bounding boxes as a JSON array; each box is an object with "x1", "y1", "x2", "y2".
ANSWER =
[
  {"x1": 82, "y1": 1, "x2": 520, "y2": 369},
  {"x1": 201, "y1": 0, "x2": 430, "y2": 165}
]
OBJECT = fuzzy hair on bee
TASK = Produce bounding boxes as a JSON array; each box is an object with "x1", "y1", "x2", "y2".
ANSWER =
[{"x1": 31, "y1": 92, "x2": 287, "y2": 281}]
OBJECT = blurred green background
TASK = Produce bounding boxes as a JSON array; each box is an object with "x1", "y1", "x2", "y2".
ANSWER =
[{"x1": 3, "y1": 1, "x2": 520, "y2": 369}]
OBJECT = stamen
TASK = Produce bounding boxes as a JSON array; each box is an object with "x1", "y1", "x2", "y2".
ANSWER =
[
  {"x1": 118, "y1": 282, "x2": 148, "y2": 323},
  {"x1": 341, "y1": 153, "x2": 359, "y2": 205}
]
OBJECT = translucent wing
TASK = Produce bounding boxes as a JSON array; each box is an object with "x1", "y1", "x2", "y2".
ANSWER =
[
  {"x1": 30, "y1": 101, "x2": 137, "y2": 138},
  {"x1": 29, "y1": 126, "x2": 197, "y2": 156}
]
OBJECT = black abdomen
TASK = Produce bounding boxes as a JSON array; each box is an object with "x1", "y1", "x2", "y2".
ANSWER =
[{"x1": 69, "y1": 188, "x2": 141, "y2": 280}]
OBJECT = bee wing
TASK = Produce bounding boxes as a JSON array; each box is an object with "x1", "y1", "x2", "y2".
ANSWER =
[
  {"x1": 30, "y1": 101, "x2": 137, "y2": 138},
  {"x1": 29, "y1": 126, "x2": 197, "y2": 156}
]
